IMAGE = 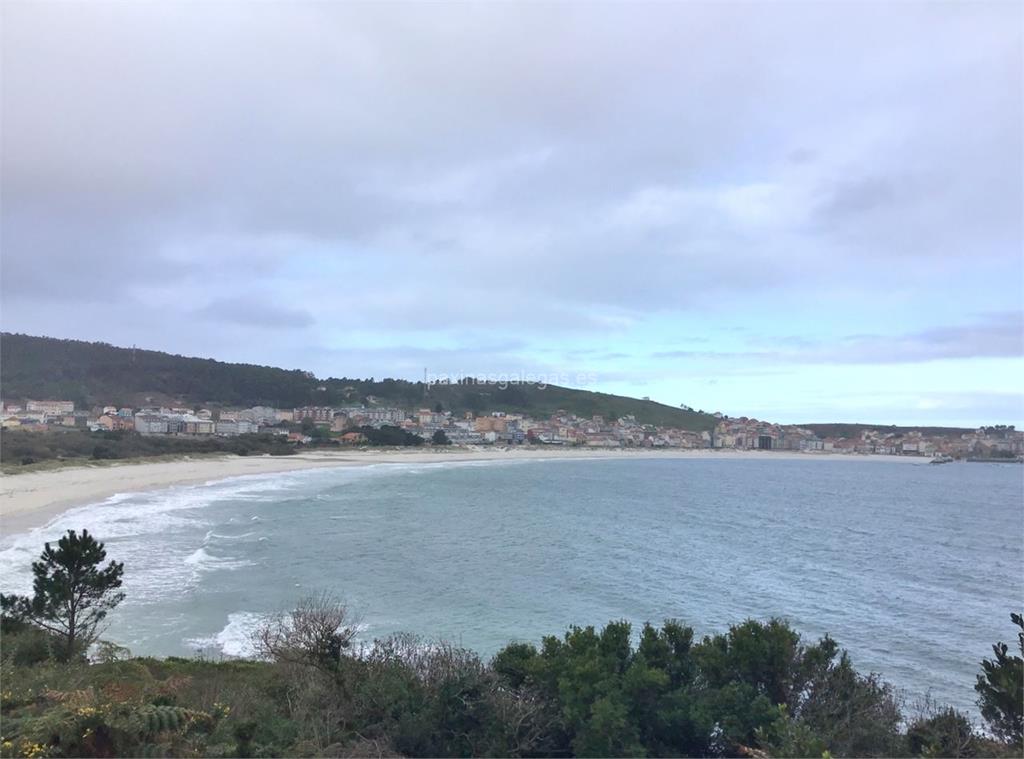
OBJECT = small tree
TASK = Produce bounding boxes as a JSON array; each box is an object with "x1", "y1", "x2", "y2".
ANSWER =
[
  {"x1": 254, "y1": 592, "x2": 358, "y2": 672},
  {"x1": 432, "y1": 429, "x2": 450, "y2": 445},
  {"x1": 975, "y1": 612, "x2": 1024, "y2": 747},
  {"x1": 1, "y1": 529, "x2": 124, "y2": 660}
]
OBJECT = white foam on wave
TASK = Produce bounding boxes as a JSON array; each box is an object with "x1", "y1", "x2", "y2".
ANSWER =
[
  {"x1": 186, "y1": 611, "x2": 268, "y2": 658},
  {"x1": 1, "y1": 459, "x2": 518, "y2": 589},
  {"x1": 0, "y1": 472, "x2": 300, "y2": 597},
  {"x1": 204, "y1": 530, "x2": 257, "y2": 541},
  {"x1": 0, "y1": 488, "x2": 215, "y2": 596},
  {"x1": 183, "y1": 547, "x2": 255, "y2": 572}
]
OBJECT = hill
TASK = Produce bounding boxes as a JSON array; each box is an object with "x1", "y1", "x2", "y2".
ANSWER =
[
  {"x1": 800, "y1": 422, "x2": 974, "y2": 438},
  {"x1": 0, "y1": 333, "x2": 717, "y2": 431}
]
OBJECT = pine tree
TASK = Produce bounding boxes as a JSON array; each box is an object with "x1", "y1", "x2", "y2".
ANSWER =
[
  {"x1": 975, "y1": 612, "x2": 1024, "y2": 747},
  {"x1": 1, "y1": 529, "x2": 124, "y2": 660}
]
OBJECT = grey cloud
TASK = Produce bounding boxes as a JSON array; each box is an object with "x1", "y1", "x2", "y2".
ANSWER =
[
  {"x1": 197, "y1": 298, "x2": 314, "y2": 329},
  {"x1": 817, "y1": 177, "x2": 897, "y2": 219},
  {"x1": 789, "y1": 391, "x2": 1024, "y2": 428},
  {"x1": 0, "y1": 1, "x2": 1020, "y2": 392},
  {"x1": 653, "y1": 313, "x2": 1023, "y2": 365}
]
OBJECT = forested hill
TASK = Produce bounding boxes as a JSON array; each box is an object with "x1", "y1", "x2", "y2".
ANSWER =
[
  {"x1": 0, "y1": 333, "x2": 717, "y2": 430},
  {"x1": 800, "y1": 422, "x2": 975, "y2": 438}
]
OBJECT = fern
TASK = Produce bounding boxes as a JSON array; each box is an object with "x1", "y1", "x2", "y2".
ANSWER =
[{"x1": 131, "y1": 705, "x2": 197, "y2": 736}]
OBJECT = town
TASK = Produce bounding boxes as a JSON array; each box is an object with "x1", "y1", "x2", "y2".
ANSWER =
[{"x1": 2, "y1": 398, "x2": 1022, "y2": 460}]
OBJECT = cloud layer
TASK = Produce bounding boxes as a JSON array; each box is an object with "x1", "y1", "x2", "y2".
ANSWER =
[{"x1": 2, "y1": 2, "x2": 1021, "y2": 424}]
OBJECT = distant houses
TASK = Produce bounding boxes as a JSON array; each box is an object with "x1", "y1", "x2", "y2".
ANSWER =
[{"x1": 0, "y1": 395, "x2": 1021, "y2": 457}]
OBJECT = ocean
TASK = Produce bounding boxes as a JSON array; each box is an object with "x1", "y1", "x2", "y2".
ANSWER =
[{"x1": 1, "y1": 456, "x2": 1021, "y2": 717}]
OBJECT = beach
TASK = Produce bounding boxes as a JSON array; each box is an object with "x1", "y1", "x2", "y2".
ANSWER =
[{"x1": 0, "y1": 447, "x2": 924, "y2": 534}]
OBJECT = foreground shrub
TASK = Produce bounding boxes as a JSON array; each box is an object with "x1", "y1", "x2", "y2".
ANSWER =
[
  {"x1": 3, "y1": 606, "x2": 1022, "y2": 757},
  {"x1": 906, "y1": 705, "x2": 979, "y2": 757},
  {"x1": 975, "y1": 612, "x2": 1024, "y2": 748}
]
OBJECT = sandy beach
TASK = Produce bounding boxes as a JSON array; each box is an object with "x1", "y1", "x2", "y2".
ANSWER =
[{"x1": 0, "y1": 447, "x2": 923, "y2": 534}]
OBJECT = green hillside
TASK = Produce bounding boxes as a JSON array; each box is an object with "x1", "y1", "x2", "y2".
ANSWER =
[
  {"x1": 0, "y1": 333, "x2": 716, "y2": 431},
  {"x1": 800, "y1": 423, "x2": 974, "y2": 438}
]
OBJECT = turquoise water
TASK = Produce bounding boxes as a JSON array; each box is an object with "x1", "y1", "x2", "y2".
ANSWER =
[{"x1": 1, "y1": 457, "x2": 1021, "y2": 716}]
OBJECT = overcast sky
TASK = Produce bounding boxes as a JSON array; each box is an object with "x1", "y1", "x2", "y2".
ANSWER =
[{"x1": 2, "y1": 1, "x2": 1021, "y2": 425}]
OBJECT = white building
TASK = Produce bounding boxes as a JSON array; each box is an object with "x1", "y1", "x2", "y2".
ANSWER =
[
  {"x1": 27, "y1": 400, "x2": 74, "y2": 416},
  {"x1": 134, "y1": 414, "x2": 170, "y2": 435}
]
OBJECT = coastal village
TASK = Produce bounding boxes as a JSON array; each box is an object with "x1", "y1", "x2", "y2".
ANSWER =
[{"x1": 2, "y1": 398, "x2": 1022, "y2": 460}]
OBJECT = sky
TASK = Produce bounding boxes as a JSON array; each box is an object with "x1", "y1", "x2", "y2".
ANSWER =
[{"x1": 2, "y1": 1, "x2": 1022, "y2": 426}]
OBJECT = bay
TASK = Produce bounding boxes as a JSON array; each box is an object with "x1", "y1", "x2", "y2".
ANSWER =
[{"x1": 1, "y1": 457, "x2": 1020, "y2": 717}]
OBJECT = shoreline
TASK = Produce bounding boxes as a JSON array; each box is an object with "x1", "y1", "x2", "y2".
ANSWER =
[{"x1": 0, "y1": 447, "x2": 925, "y2": 534}]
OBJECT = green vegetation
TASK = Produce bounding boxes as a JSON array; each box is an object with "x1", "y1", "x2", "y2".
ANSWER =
[
  {"x1": 342, "y1": 425, "x2": 425, "y2": 447},
  {"x1": 801, "y1": 423, "x2": 974, "y2": 439},
  {"x1": 2, "y1": 534, "x2": 1021, "y2": 758},
  {"x1": 1, "y1": 531, "x2": 124, "y2": 662},
  {"x1": 0, "y1": 429, "x2": 295, "y2": 470},
  {"x1": 975, "y1": 613, "x2": 1023, "y2": 748},
  {"x1": 0, "y1": 333, "x2": 716, "y2": 430}
]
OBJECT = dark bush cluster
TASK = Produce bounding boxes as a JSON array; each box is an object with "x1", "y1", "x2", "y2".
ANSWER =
[
  {"x1": 1, "y1": 429, "x2": 295, "y2": 466},
  {"x1": 4, "y1": 611, "x2": 1022, "y2": 758}
]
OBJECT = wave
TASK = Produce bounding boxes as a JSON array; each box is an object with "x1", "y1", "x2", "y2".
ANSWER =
[
  {"x1": 204, "y1": 530, "x2": 257, "y2": 541},
  {"x1": 186, "y1": 611, "x2": 268, "y2": 658},
  {"x1": 183, "y1": 547, "x2": 255, "y2": 574},
  {"x1": 0, "y1": 475, "x2": 292, "y2": 596}
]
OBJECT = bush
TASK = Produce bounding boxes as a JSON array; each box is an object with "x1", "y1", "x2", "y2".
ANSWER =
[
  {"x1": 0, "y1": 619, "x2": 60, "y2": 666},
  {"x1": 254, "y1": 593, "x2": 358, "y2": 672},
  {"x1": 975, "y1": 612, "x2": 1024, "y2": 747},
  {"x1": 4, "y1": 609, "x2": 1021, "y2": 758},
  {"x1": 1, "y1": 428, "x2": 297, "y2": 466},
  {"x1": 907, "y1": 705, "x2": 979, "y2": 757},
  {"x1": 91, "y1": 443, "x2": 119, "y2": 460}
]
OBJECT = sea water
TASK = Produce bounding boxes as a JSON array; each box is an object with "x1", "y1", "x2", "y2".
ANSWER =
[{"x1": 1, "y1": 456, "x2": 1021, "y2": 716}]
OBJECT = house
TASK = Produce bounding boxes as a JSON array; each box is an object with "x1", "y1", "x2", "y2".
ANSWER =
[
  {"x1": 340, "y1": 431, "x2": 367, "y2": 445},
  {"x1": 183, "y1": 418, "x2": 215, "y2": 435},
  {"x1": 213, "y1": 419, "x2": 257, "y2": 435},
  {"x1": 135, "y1": 414, "x2": 170, "y2": 435},
  {"x1": 585, "y1": 435, "x2": 621, "y2": 447},
  {"x1": 97, "y1": 414, "x2": 134, "y2": 431},
  {"x1": 294, "y1": 406, "x2": 332, "y2": 423},
  {"x1": 474, "y1": 416, "x2": 508, "y2": 433},
  {"x1": 26, "y1": 400, "x2": 74, "y2": 416}
]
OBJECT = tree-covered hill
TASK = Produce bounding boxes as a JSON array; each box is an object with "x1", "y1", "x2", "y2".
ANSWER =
[
  {"x1": 801, "y1": 422, "x2": 975, "y2": 438},
  {"x1": 0, "y1": 333, "x2": 717, "y2": 430}
]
